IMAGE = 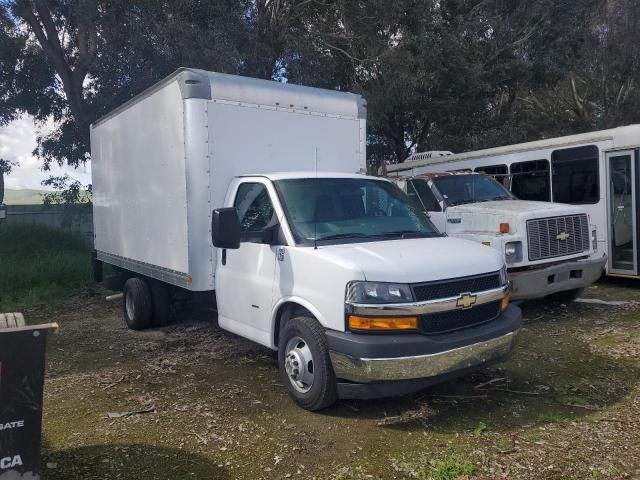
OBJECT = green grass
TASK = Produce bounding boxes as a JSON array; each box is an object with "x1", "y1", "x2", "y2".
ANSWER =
[
  {"x1": 3, "y1": 188, "x2": 47, "y2": 205},
  {"x1": 539, "y1": 412, "x2": 569, "y2": 423},
  {"x1": 393, "y1": 455, "x2": 475, "y2": 480},
  {"x1": 0, "y1": 223, "x2": 93, "y2": 311},
  {"x1": 419, "y1": 456, "x2": 475, "y2": 480}
]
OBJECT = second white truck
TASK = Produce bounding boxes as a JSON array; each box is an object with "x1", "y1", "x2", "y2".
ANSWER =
[
  {"x1": 390, "y1": 172, "x2": 607, "y2": 300},
  {"x1": 91, "y1": 69, "x2": 521, "y2": 410}
]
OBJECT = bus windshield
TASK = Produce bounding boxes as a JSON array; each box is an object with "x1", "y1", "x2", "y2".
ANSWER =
[
  {"x1": 431, "y1": 174, "x2": 515, "y2": 207},
  {"x1": 274, "y1": 177, "x2": 441, "y2": 245}
]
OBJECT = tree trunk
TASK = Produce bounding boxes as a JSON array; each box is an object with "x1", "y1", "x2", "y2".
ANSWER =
[{"x1": 14, "y1": 0, "x2": 97, "y2": 149}]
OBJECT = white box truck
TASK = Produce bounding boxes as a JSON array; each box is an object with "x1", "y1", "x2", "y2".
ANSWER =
[{"x1": 91, "y1": 68, "x2": 521, "y2": 410}]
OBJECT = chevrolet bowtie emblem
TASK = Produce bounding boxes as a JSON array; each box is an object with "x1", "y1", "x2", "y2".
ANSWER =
[
  {"x1": 456, "y1": 293, "x2": 477, "y2": 309},
  {"x1": 556, "y1": 232, "x2": 570, "y2": 241}
]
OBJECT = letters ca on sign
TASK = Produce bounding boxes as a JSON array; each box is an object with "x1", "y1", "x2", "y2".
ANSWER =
[{"x1": 0, "y1": 455, "x2": 24, "y2": 470}]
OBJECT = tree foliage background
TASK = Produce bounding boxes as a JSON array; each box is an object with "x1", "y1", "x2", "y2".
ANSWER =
[{"x1": 1, "y1": 0, "x2": 638, "y2": 177}]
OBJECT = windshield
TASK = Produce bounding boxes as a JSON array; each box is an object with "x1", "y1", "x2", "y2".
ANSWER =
[
  {"x1": 431, "y1": 174, "x2": 514, "y2": 206},
  {"x1": 274, "y1": 177, "x2": 441, "y2": 245}
]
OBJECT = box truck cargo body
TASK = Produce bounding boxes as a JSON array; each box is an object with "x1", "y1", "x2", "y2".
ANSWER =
[
  {"x1": 92, "y1": 69, "x2": 521, "y2": 410},
  {"x1": 92, "y1": 68, "x2": 366, "y2": 291}
]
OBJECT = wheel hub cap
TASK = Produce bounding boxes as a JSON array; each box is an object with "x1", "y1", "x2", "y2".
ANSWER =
[{"x1": 284, "y1": 336, "x2": 314, "y2": 393}]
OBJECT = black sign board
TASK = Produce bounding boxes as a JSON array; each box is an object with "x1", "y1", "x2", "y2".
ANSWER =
[{"x1": 0, "y1": 323, "x2": 57, "y2": 480}]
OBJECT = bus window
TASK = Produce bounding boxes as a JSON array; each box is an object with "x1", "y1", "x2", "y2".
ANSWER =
[
  {"x1": 474, "y1": 165, "x2": 509, "y2": 187},
  {"x1": 551, "y1": 145, "x2": 599, "y2": 204},
  {"x1": 474, "y1": 164, "x2": 508, "y2": 176},
  {"x1": 510, "y1": 160, "x2": 550, "y2": 201}
]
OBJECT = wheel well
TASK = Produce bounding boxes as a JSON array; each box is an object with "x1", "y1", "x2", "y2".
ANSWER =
[{"x1": 273, "y1": 302, "x2": 313, "y2": 347}]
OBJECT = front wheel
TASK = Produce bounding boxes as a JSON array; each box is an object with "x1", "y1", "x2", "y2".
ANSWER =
[{"x1": 278, "y1": 316, "x2": 337, "y2": 411}]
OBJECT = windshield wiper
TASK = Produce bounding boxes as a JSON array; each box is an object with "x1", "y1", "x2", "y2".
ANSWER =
[
  {"x1": 380, "y1": 230, "x2": 438, "y2": 238},
  {"x1": 449, "y1": 199, "x2": 474, "y2": 206},
  {"x1": 316, "y1": 232, "x2": 371, "y2": 241}
]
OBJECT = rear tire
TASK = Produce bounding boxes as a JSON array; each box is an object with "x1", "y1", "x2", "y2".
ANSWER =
[
  {"x1": 546, "y1": 288, "x2": 584, "y2": 302},
  {"x1": 150, "y1": 280, "x2": 172, "y2": 327},
  {"x1": 278, "y1": 315, "x2": 337, "y2": 411},
  {"x1": 123, "y1": 277, "x2": 153, "y2": 330}
]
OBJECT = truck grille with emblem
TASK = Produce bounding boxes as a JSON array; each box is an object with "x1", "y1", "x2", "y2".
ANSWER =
[
  {"x1": 526, "y1": 214, "x2": 590, "y2": 261},
  {"x1": 412, "y1": 272, "x2": 502, "y2": 302},
  {"x1": 411, "y1": 272, "x2": 503, "y2": 335}
]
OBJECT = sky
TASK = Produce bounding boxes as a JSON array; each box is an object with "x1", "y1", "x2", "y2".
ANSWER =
[{"x1": 0, "y1": 115, "x2": 91, "y2": 191}]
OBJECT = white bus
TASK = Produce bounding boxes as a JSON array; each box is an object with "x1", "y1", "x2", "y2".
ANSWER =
[{"x1": 388, "y1": 124, "x2": 640, "y2": 279}]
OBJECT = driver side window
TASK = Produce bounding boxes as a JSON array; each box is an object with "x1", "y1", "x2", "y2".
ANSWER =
[{"x1": 234, "y1": 183, "x2": 276, "y2": 235}]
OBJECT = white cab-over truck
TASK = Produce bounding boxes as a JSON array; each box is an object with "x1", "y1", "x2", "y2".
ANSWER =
[
  {"x1": 91, "y1": 68, "x2": 521, "y2": 410},
  {"x1": 389, "y1": 172, "x2": 606, "y2": 300}
]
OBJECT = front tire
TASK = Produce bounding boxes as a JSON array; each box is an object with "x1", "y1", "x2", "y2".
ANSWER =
[
  {"x1": 278, "y1": 315, "x2": 338, "y2": 411},
  {"x1": 123, "y1": 277, "x2": 153, "y2": 330}
]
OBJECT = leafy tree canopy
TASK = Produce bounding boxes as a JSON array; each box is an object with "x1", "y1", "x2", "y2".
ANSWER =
[{"x1": 1, "y1": 0, "x2": 637, "y2": 178}]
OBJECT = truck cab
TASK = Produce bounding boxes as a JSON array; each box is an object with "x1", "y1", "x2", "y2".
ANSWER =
[
  {"x1": 391, "y1": 172, "x2": 607, "y2": 301},
  {"x1": 211, "y1": 172, "x2": 520, "y2": 409}
]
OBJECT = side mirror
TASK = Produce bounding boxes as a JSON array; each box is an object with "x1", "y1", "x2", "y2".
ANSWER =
[{"x1": 211, "y1": 208, "x2": 240, "y2": 249}]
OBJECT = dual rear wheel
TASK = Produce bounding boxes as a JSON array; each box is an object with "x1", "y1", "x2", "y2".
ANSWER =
[{"x1": 123, "y1": 277, "x2": 173, "y2": 330}]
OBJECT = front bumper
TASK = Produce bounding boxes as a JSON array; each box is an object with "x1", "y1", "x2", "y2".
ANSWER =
[
  {"x1": 509, "y1": 254, "x2": 607, "y2": 301},
  {"x1": 326, "y1": 304, "x2": 521, "y2": 398}
]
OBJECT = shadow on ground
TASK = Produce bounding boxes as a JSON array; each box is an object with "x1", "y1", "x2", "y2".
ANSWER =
[{"x1": 41, "y1": 443, "x2": 227, "y2": 480}]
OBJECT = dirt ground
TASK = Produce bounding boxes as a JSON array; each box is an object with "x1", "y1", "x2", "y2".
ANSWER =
[{"x1": 32, "y1": 279, "x2": 640, "y2": 480}]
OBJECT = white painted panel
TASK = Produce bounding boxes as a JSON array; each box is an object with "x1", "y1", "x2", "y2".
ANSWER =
[{"x1": 92, "y1": 81, "x2": 190, "y2": 274}]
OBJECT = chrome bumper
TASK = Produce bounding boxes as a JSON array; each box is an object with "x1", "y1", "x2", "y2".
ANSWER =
[
  {"x1": 330, "y1": 330, "x2": 518, "y2": 383},
  {"x1": 509, "y1": 254, "x2": 607, "y2": 301}
]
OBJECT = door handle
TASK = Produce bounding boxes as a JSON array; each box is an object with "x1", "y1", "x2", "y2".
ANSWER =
[{"x1": 222, "y1": 249, "x2": 227, "y2": 266}]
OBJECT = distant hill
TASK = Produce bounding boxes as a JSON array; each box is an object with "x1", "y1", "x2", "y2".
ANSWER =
[{"x1": 3, "y1": 189, "x2": 46, "y2": 205}]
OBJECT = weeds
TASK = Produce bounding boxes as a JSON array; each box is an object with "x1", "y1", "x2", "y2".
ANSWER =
[
  {"x1": 539, "y1": 412, "x2": 568, "y2": 423},
  {"x1": 473, "y1": 421, "x2": 487, "y2": 436},
  {"x1": 393, "y1": 455, "x2": 475, "y2": 480}
]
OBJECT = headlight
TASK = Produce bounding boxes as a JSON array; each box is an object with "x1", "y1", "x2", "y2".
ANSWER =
[
  {"x1": 346, "y1": 281, "x2": 414, "y2": 304},
  {"x1": 504, "y1": 241, "x2": 522, "y2": 263}
]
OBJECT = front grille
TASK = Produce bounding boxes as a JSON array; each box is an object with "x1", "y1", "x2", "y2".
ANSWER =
[
  {"x1": 412, "y1": 272, "x2": 502, "y2": 302},
  {"x1": 419, "y1": 301, "x2": 502, "y2": 335},
  {"x1": 527, "y1": 214, "x2": 590, "y2": 261}
]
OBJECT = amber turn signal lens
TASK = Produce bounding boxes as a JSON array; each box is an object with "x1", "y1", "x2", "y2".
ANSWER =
[
  {"x1": 499, "y1": 223, "x2": 510, "y2": 233},
  {"x1": 501, "y1": 295, "x2": 510, "y2": 311},
  {"x1": 348, "y1": 315, "x2": 418, "y2": 331}
]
